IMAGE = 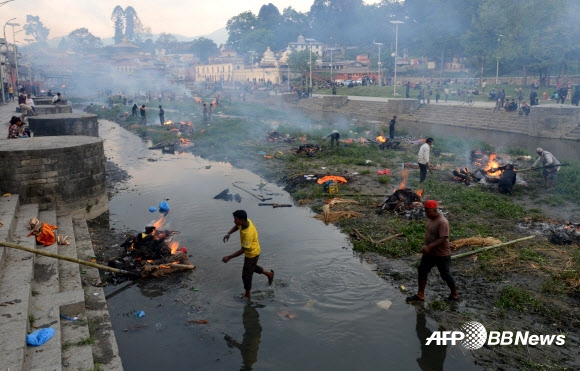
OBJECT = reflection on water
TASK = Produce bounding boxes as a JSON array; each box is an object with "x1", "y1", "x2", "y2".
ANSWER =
[
  {"x1": 99, "y1": 119, "x2": 479, "y2": 370},
  {"x1": 225, "y1": 304, "x2": 264, "y2": 371},
  {"x1": 416, "y1": 310, "x2": 447, "y2": 371}
]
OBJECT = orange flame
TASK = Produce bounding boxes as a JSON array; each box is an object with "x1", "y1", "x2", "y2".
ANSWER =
[
  {"x1": 484, "y1": 154, "x2": 502, "y2": 176},
  {"x1": 376, "y1": 135, "x2": 386, "y2": 143},
  {"x1": 168, "y1": 241, "x2": 179, "y2": 254},
  {"x1": 164, "y1": 120, "x2": 173, "y2": 125},
  {"x1": 194, "y1": 97, "x2": 202, "y2": 104},
  {"x1": 416, "y1": 189, "x2": 423, "y2": 197},
  {"x1": 398, "y1": 169, "x2": 408, "y2": 190}
]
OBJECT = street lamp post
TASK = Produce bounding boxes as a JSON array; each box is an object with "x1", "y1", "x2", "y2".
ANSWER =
[
  {"x1": 305, "y1": 38, "x2": 315, "y2": 91},
  {"x1": 495, "y1": 34, "x2": 504, "y2": 84},
  {"x1": 25, "y1": 38, "x2": 34, "y2": 84},
  {"x1": 248, "y1": 50, "x2": 256, "y2": 85},
  {"x1": 373, "y1": 42, "x2": 383, "y2": 85},
  {"x1": 0, "y1": 38, "x2": 5, "y2": 103},
  {"x1": 7, "y1": 22, "x2": 20, "y2": 87},
  {"x1": 328, "y1": 47, "x2": 337, "y2": 83},
  {"x1": 390, "y1": 20, "x2": 404, "y2": 96}
]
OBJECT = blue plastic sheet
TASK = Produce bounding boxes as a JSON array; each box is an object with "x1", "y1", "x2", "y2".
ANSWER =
[
  {"x1": 134, "y1": 310, "x2": 145, "y2": 318},
  {"x1": 26, "y1": 327, "x2": 55, "y2": 346},
  {"x1": 149, "y1": 206, "x2": 156, "y2": 212},
  {"x1": 159, "y1": 201, "x2": 170, "y2": 213}
]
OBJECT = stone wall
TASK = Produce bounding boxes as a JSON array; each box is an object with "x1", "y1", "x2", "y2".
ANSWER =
[
  {"x1": 275, "y1": 94, "x2": 580, "y2": 139},
  {"x1": 17, "y1": 105, "x2": 73, "y2": 114},
  {"x1": 0, "y1": 136, "x2": 108, "y2": 218},
  {"x1": 28, "y1": 113, "x2": 99, "y2": 137}
]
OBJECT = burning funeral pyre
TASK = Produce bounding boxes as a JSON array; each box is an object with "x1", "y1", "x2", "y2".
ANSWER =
[
  {"x1": 108, "y1": 216, "x2": 194, "y2": 281},
  {"x1": 378, "y1": 170, "x2": 425, "y2": 219},
  {"x1": 451, "y1": 151, "x2": 513, "y2": 186}
]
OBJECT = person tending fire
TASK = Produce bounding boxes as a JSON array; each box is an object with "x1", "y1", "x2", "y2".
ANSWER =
[
  {"x1": 417, "y1": 138, "x2": 434, "y2": 182},
  {"x1": 531, "y1": 148, "x2": 560, "y2": 191},
  {"x1": 406, "y1": 200, "x2": 459, "y2": 304},
  {"x1": 222, "y1": 210, "x2": 274, "y2": 300}
]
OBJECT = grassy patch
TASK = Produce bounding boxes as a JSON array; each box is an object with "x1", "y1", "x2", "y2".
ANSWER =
[
  {"x1": 428, "y1": 300, "x2": 449, "y2": 311},
  {"x1": 518, "y1": 248, "x2": 545, "y2": 264},
  {"x1": 62, "y1": 337, "x2": 95, "y2": 350},
  {"x1": 496, "y1": 286, "x2": 543, "y2": 313}
]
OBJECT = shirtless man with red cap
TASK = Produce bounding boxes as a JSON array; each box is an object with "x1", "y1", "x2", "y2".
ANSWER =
[{"x1": 406, "y1": 200, "x2": 459, "y2": 303}]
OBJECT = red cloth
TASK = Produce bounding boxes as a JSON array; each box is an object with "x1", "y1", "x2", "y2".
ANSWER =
[{"x1": 28, "y1": 223, "x2": 57, "y2": 246}]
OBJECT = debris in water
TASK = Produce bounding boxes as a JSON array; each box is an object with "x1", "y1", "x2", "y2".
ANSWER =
[{"x1": 376, "y1": 300, "x2": 393, "y2": 310}]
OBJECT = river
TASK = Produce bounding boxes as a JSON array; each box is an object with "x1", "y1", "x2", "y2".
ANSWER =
[{"x1": 99, "y1": 119, "x2": 477, "y2": 370}]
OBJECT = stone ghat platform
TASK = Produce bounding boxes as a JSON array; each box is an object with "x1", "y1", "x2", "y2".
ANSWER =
[
  {"x1": 28, "y1": 113, "x2": 98, "y2": 137},
  {"x1": 16, "y1": 104, "x2": 72, "y2": 114},
  {"x1": 33, "y1": 98, "x2": 68, "y2": 105},
  {"x1": 0, "y1": 136, "x2": 108, "y2": 219}
]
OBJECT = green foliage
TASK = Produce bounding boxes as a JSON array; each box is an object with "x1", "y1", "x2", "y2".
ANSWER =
[
  {"x1": 507, "y1": 147, "x2": 529, "y2": 156},
  {"x1": 496, "y1": 286, "x2": 543, "y2": 313},
  {"x1": 428, "y1": 300, "x2": 449, "y2": 311},
  {"x1": 378, "y1": 176, "x2": 391, "y2": 184},
  {"x1": 518, "y1": 248, "x2": 545, "y2": 264}
]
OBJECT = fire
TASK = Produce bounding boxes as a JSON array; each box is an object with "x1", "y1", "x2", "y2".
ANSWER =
[
  {"x1": 484, "y1": 154, "x2": 502, "y2": 176},
  {"x1": 416, "y1": 189, "x2": 423, "y2": 197},
  {"x1": 152, "y1": 216, "x2": 165, "y2": 229},
  {"x1": 164, "y1": 120, "x2": 173, "y2": 125},
  {"x1": 194, "y1": 96, "x2": 202, "y2": 104},
  {"x1": 376, "y1": 135, "x2": 386, "y2": 143},
  {"x1": 179, "y1": 138, "x2": 191, "y2": 146},
  {"x1": 397, "y1": 169, "x2": 408, "y2": 190},
  {"x1": 168, "y1": 241, "x2": 179, "y2": 254}
]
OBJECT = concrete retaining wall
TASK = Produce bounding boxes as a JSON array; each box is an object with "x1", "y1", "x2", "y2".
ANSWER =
[
  {"x1": 28, "y1": 113, "x2": 98, "y2": 137},
  {"x1": 275, "y1": 94, "x2": 580, "y2": 139},
  {"x1": 16, "y1": 105, "x2": 73, "y2": 114},
  {"x1": 34, "y1": 98, "x2": 68, "y2": 106},
  {"x1": 0, "y1": 136, "x2": 108, "y2": 218}
]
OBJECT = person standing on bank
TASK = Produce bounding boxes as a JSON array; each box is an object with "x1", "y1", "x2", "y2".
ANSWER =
[
  {"x1": 140, "y1": 104, "x2": 146, "y2": 124},
  {"x1": 418, "y1": 138, "x2": 434, "y2": 182},
  {"x1": 531, "y1": 148, "x2": 561, "y2": 191},
  {"x1": 222, "y1": 210, "x2": 274, "y2": 300},
  {"x1": 406, "y1": 200, "x2": 459, "y2": 303},
  {"x1": 389, "y1": 116, "x2": 397, "y2": 139},
  {"x1": 158, "y1": 105, "x2": 164, "y2": 125}
]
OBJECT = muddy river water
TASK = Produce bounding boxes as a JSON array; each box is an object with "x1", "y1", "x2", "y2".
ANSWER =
[{"x1": 99, "y1": 119, "x2": 478, "y2": 370}]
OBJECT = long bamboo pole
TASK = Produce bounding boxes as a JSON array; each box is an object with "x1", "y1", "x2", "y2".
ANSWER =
[
  {"x1": 0, "y1": 241, "x2": 139, "y2": 276},
  {"x1": 450, "y1": 235, "x2": 535, "y2": 260},
  {"x1": 232, "y1": 182, "x2": 267, "y2": 201}
]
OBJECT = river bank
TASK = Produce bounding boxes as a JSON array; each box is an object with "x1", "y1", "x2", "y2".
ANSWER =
[{"x1": 91, "y1": 95, "x2": 580, "y2": 370}]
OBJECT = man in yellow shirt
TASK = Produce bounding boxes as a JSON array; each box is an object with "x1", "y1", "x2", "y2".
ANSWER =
[{"x1": 223, "y1": 210, "x2": 274, "y2": 299}]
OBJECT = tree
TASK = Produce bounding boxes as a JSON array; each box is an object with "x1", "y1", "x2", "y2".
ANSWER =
[
  {"x1": 23, "y1": 15, "x2": 49, "y2": 43},
  {"x1": 155, "y1": 33, "x2": 178, "y2": 49},
  {"x1": 257, "y1": 3, "x2": 281, "y2": 30},
  {"x1": 191, "y1": 37, "x2": 218, "y2": 63},
  {"x1": 288, "y1": 50, "x2": 317, "y2": 81},
  {"x1": 226, "y1": 11, "x2": 258, "y2": 53},
  {"x1": 111, "y1": 6, "x2": 125, "y2": 44},
  {"x1": 60, "y1": 28, "x2": 103, "y2": 54},
  {"x1": 124, "y1": 6, "x2": 138, "y2": 42}
]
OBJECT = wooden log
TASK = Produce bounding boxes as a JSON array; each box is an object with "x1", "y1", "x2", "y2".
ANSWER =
[
  {"x1": 376, "y1": 233, "x2": 405, "y2": 244},
  {"x1": 0, "y1": 241, "x2": 139, "y2": 276},
  {"x1": 450, "y1": 235, "x2": 535, "y2": 260}
]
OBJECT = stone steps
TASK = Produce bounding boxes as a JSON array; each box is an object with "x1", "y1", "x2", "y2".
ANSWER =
[
  {"x1": 0, "y1": 203, "x2": 39, "y2": 370},
  {"x1": 73, "y1": 216, "x2": 124, "y2": 370},
  {"x1": 57, "y1": 213, "x2": 94, "y2": 371},
  {"x1": 0, "y1": 194, "x2": 19, "y2": 274},
  {"x1": 0, "y1": 199, "x2": 122, "y2": 370}
]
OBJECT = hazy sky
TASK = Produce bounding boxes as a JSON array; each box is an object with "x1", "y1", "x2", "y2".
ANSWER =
[{"x1": 2, "y1": 0, "x2": 380, "y2": 42}]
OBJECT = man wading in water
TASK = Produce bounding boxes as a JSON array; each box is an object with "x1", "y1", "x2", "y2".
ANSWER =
[
  {"x1": 222, "y1": 210, "x2": 274, "y2": 300},
  {"x1": 406, "y1": 200, "x2": 459, "y2": 303}
]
